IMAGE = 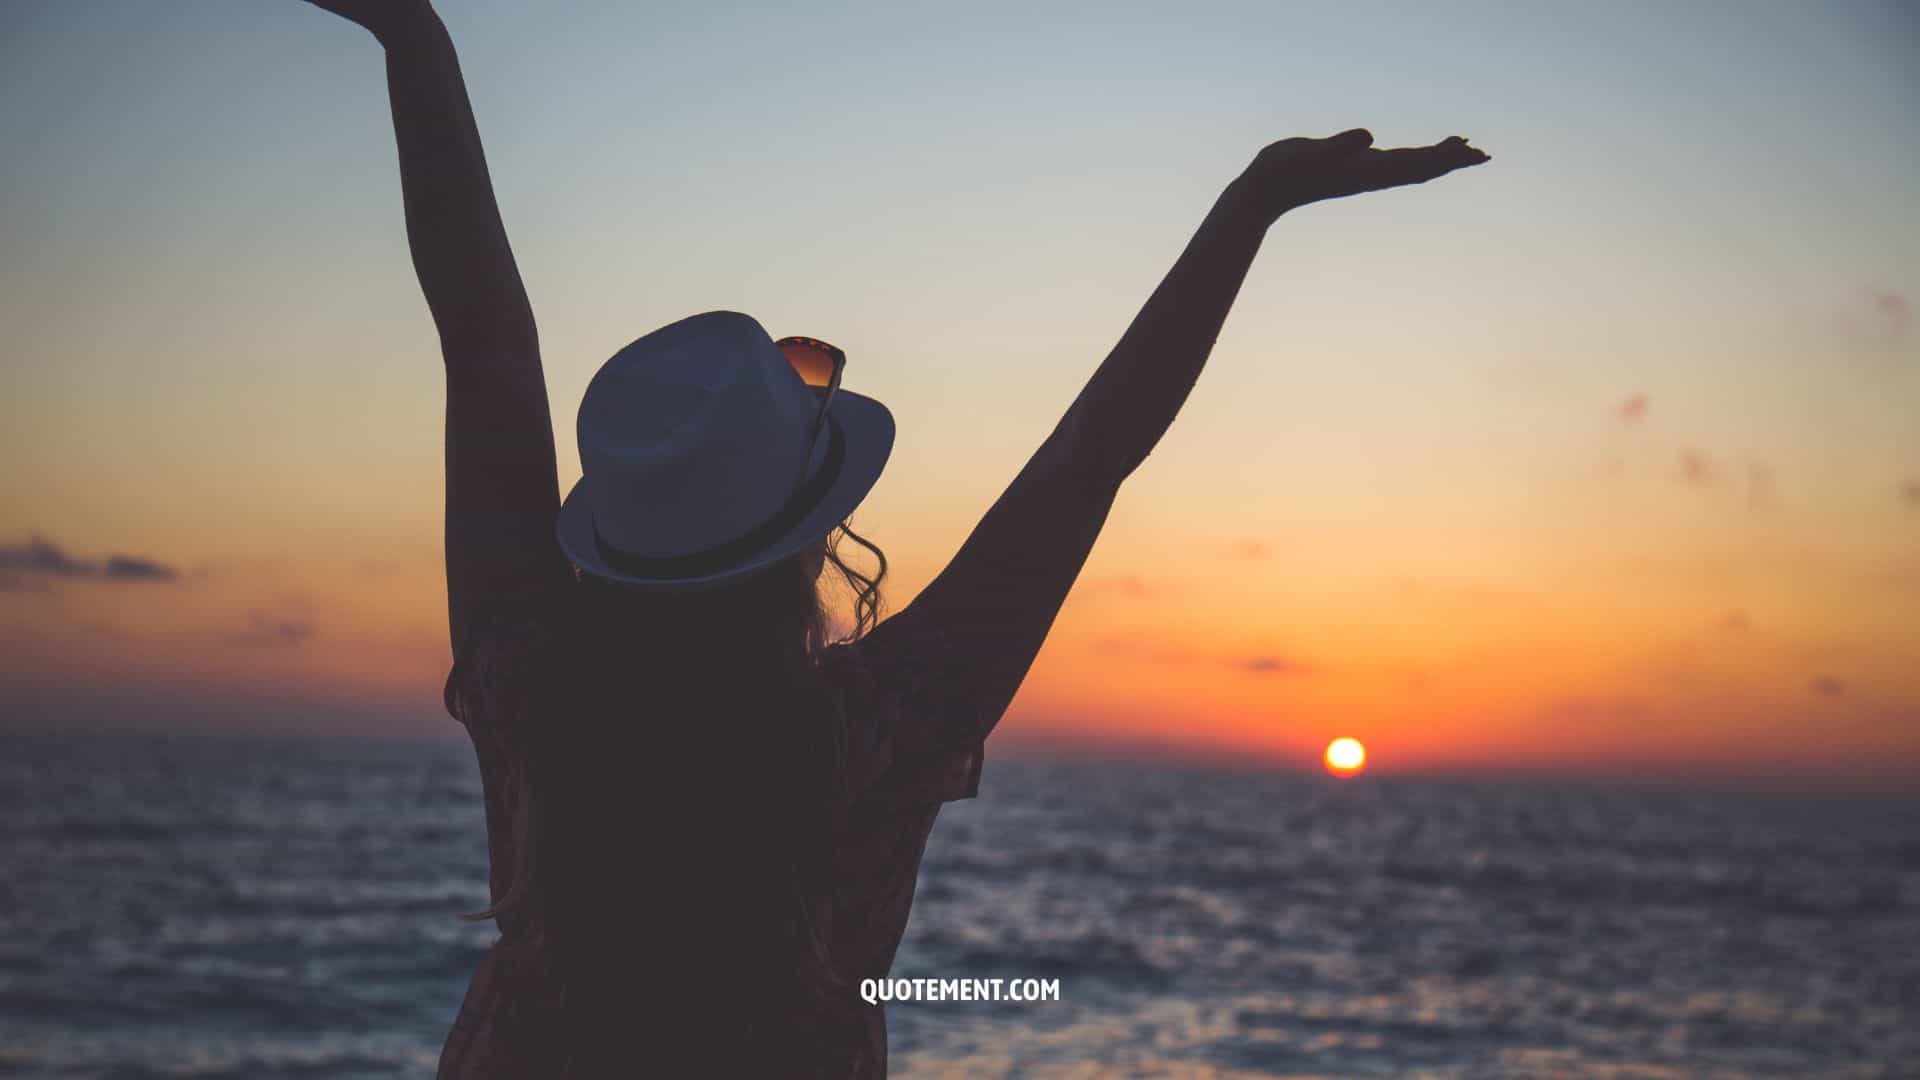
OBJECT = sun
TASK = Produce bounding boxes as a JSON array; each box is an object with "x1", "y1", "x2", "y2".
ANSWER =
[{"x1": 1324, "y1": 737, "x2": 1367, "y2": 776}]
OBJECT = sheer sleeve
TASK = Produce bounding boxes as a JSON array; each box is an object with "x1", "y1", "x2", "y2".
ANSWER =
[
  {"x1": 442, "y1": 582, "x2": 562, "y2": 915},
  {"x1": 837, "y1": 425, "x2": 1121, "y2": 812}
]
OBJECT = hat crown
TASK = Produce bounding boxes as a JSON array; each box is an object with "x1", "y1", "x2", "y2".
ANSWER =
[{"x1": 577, "y1": 311, "x2": 825, "y2": 560}]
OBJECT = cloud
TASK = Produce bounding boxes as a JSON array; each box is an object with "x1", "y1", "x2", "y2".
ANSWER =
[
  {"x1": 1392, "y1": 666, "x2": 1436, "y2": 690},
  {"x1": 229, "y1": 611, "x2": 316, "y2": 646},
  {"x1": 1811, "y1": 675, "x2": 1845, "y2": 698},
  {"x1": 1902, "y1": 479, "x2": 1920, "y2": 510},
  {"x1": 1091, "y1": 635, "x2": 1314, "y2": 676},
  {"x1": 1874, "y1": 290, "x2": 1912, "y2": 340},
  {"x1": 1083, "y1": 574, "x2": 1154, "y2": 598},
  {"x1": 1542, "y1": 696, "x2": 1651, "y2": 724},
  {"x1": 1229, "y1": 537, "x2": 1272, "y2": 560},
  {"x1": 355, "y1": 549, "x2": 441, "y2": 577},
  {"x1": 1825, "y1": 288, "x2": 1913, "y2": 349},
  {"x1": 1672, "y1": 452, "x2": 1775, "y2": 506},
  {"x1": 1238, "y1": 655, "x2": 1311, "y2": 676},
  {"x1": 104, "y1": 556, "x2": 177, "y2": 581},
  {"x1": 1615, "y1": 393, "x2": 1649, "y2": 425},
  {"x1": 1089, "y1": 634, "x2": 1199, "y2": 666},
  {"x1": 1678, "y1": 448, "x2": 1716, "y2": 486},
  {"x1": 0, "y1": 536, "x2": 92, "y2": 576},
  {"x1": 1716, "y1": 609, "x2": 1751, "y2": 633},
  {"x1": 1744, "y1": 460, "x2": 1777, "y2": 509},
  {"x1": 0, "y1": 534, "x2": 178, "y2": 585}
]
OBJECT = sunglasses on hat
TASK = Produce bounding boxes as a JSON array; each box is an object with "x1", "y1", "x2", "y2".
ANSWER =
[{"x1": 774, "y1": 335, "x2": 846, "y2": 450}]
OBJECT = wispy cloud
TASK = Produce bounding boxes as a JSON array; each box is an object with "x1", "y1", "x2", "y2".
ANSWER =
[
  {"x1": 1544, "y1": 696, "x2": 1651, "y2": 723},
  {"x1": 1615, "y1": 393, "x2": 1649, "y2": 425},
  {"x1": 1090, "y1": 635, "x2": 1315, "y2": 677},
  {"x1": 0, "y1": 536, "x2": 92, "y2": 576},
  {"x1": 1090, "y1": 633, "x2": 1198, "y2": 666},
  {"x1": 1673, "y1": 451, "x2": 1775, "y2": 507},
  {"x1": 1811, "y1": 675, "x2": 1845, "y2": 698},
  {"x1": 0, "y1": 534, "x2": 179, "y2": 585},
  {"x1": 227, "y1": 611, "x2": 316, "y2": 646},
  {"x1": 1678, "y1": 448, "x2": 1716, "y2": 486},
  {"x1": 1083, "y1": 574, "x2": 1154, "y2": 598},
  {"x1": 1716, "y1": 609, "x2": 1751, "y2": 633},
  {"x1": 1228, "y1": 537, "x2": 1272, "y2": 560},
  {"x1": 103, "y1": 555, "x2": 177, "y2": 581},
  {"x1": 1873, "y1": 289, "x2": 1912, "y2": 341},
  {"x1": 1238, "y1": 655, "x2": 1311, "y2": 676},
  {"x1": 1744, "y1": 460, "x2": 1777, "y2": 509},
  {"x1": 355, "y1": 550, "x2": 441, "y2": 577},
  {"x1": 1902, "y1": 478, "x2": 1920, "y2": 510},
  {"x1": 1827, "y1": 287, "x2": 1913, "y2": 348}
]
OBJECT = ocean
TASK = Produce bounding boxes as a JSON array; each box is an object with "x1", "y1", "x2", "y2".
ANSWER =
[{"x1": 1, "y1": 732, "x2": 1913, "y2": 1078}]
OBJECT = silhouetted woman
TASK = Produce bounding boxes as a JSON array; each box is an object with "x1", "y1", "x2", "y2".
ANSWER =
[{"x1": 297, "y1": 1, "x2": 1488, "y2": 1074}]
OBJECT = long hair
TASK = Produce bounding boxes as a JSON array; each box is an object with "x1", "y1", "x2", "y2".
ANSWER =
[{"x1": 463, "y1": 521, "x2": 888, "y2": 1075}]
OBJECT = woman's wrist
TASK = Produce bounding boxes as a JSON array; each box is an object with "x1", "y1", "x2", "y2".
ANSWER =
[
  {"x1": 371, "y1": 1, "x2": 444, "y2": 51},
  {"x1": 1216, "y1": 176, "x2": 1284, "y2": 232}
]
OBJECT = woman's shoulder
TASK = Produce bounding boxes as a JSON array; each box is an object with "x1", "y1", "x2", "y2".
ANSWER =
[
  {"x1": 444, "y1": 581, "x2": 573, "y2": 725},
  {"x1": 820, "y1": 610, "x2": 955, "y2": 697}
]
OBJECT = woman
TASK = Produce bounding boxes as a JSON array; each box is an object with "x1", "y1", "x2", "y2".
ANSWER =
[{"x1": 298, "y1": 1, "x2": 1489, "y2": 1075}]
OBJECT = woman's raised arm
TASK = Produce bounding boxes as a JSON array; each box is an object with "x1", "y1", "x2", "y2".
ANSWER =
[
  {"x1": 846, "y1": 131, "x2": 1489, "y2": 799},
  {"x1": 1064, "y1": 128, "x2": 1490, "y2": 493},
  {"x1": 302, "y1": 1, "x2": 571, "y2": 656}
]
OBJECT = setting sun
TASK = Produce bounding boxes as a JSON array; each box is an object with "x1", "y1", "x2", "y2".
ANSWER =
[{"x1": 1325, "y1": 737, "x2": 1367, "y2": 776}]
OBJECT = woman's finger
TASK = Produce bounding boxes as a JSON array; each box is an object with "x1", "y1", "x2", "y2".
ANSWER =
[
  {"x1": 1355, "y1": 143, "x2": 1487, "y2": 190},
  {"x1": 1320, "y1": 128, "x2": 1375, "y2": 154}
]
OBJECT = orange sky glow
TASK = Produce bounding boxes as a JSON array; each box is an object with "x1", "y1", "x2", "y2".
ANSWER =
[{"x1": 2, "y1": 2, "x2": 1916, "y2": 790}]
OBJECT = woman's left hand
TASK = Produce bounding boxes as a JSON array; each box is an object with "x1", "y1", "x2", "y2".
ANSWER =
[{"x1": 1231, "y1": 128, "x2": 1491, "y2": 225}]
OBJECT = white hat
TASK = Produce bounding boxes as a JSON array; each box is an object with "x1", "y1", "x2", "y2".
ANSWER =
[{"x1": 555, "y1": 310, "x2": 894, "y2": 591}]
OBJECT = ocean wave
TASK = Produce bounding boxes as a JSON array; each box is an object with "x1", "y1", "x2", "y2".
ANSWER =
[{"x1": 4, "y1": 736, "x2": 1915, "y2": 1078}]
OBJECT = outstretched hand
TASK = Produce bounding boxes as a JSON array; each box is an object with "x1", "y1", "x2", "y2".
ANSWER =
[{"x1": 1234, "y1": 129, "x2": 1490, "y2": 224}]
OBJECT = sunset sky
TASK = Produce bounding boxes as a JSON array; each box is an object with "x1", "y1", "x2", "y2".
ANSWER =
[{"x1": 4, "y1": 1, "x2": 1916, "y2": 786}]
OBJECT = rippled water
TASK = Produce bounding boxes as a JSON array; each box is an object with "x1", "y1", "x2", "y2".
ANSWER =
[{"x1": 1, "y1": 733, "x2": 1914, "y2": 1078}]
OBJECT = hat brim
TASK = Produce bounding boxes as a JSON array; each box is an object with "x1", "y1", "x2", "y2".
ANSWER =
[{"x1": 555, "y1": 389, "x2": 895, "y2": 592}]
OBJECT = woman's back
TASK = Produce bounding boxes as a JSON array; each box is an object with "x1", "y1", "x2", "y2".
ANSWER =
[
  {"x1": 437, "y1": 569, "x2": 874, "y2": 1076},
  {"x1": 436, "y1": 478, "x2": 1108, "y2": 1076}
]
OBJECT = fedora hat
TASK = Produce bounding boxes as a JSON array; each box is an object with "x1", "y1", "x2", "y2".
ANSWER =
[{"x1": 555, "y1": 310, "x2": 894, "y2": 591}]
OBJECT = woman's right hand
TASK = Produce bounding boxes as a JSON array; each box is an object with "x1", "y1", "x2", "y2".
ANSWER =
[{"x1": 301, "y1": 0, "x2": 435, "y2": 43}]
